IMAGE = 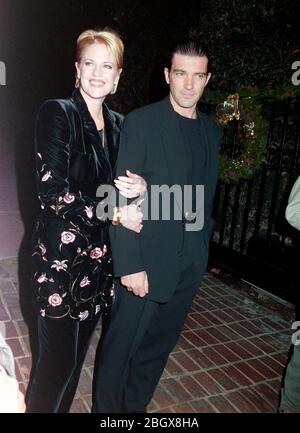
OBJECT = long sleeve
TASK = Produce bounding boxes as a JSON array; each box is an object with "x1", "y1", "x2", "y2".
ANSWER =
[
  {"x1": 109, "y1": 112, "x2": 146, "y2": 276},
  {"x1": 35, "y1": 100, "x2": 108, "y2": 226}
]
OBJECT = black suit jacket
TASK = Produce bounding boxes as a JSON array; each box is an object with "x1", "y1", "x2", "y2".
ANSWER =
[{"x1": 110, "y1": 97, "x2": 219, "y2": 303}]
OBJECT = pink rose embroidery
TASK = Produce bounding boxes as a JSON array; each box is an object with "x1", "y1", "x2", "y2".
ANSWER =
[
  {"x1": 85, "y1": 206, "x2": 93, "y2": 219},
  {"x1": 61, "y1": 231, "x2": 75, "y2": 244},
  {"x1": 37, "y1": 273, "x2": 48, "y2": 283},
  {"x1": 41, "y1": 171, "x2": 52, "y2": 182},
  {"x1": 48, "y1": 293, "x2": 62, "y2": 307},
  {"x1": 90, "y1": 247, "x2": 103, "y2": 260},
  {"x1": 79, "y1": 276, "x2": 91, "y2": 287},
  {"x1": 39, "y1": 243, "x2": 46, "y2": 255},
  {"x1": 63, "y1": 193, "x2": 75, "y2": 204}
]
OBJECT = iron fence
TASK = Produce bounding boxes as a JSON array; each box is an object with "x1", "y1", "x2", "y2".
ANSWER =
[{"x1": 210, "y1": 98, "x2": 300, "y2": 304}]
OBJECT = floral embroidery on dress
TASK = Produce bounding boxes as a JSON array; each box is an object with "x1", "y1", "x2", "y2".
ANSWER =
[
  {"x1": 61, "y1": 231, "x2": 76, "y2": 244},
  {"x1": 48, "y1": 293, "x2": 63, "y2": 307},
  {"x1": 39, "y1": 243, "x2": 47, "y2": 256},
  {"x1": 79, "y1": 276, "x2": 91, "y2": 287},
  {"x1": 32, "y1": 96, "x2": 116, "y2": 321},
  {"x1": 63, "y1": 193, "x2": 75, "y2": 204},
  {"x1": 37, "y1": 273, "x2": 48, "y2": 283},
  {"x1": 90, "y1": 247, "x2": 103, "y2": 260},
  {"x1": 84, "y1": 206, "x2": 93, "y2": 219},
  {"x1": 51, "y1": 259, "x2": 68, "y2": 271},
  {"x1": 41, "y1": 170, "x2": 52, "y2": 182},
  {"x1": 78, "y1": 311, "x2": 89, "y2": 321}
]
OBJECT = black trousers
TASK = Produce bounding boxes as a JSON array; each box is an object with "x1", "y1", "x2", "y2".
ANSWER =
[
  {"x1": 26, "y1": 313, "x2": 99, "y2": 413},
  {"x1": 92, "y1": 259, "x2": 203, "y2": 413}
]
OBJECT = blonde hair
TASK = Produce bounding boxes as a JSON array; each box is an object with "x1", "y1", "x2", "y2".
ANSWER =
[{"x1": 75, "y1": 27, "x2": 124, "y2": 91}]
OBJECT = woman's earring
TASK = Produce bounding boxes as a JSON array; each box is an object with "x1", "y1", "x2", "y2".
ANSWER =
[
  {"x1": 75, "y1": 73, "x2": 80, "y2": 88},
  {"x1": 111, "y1": 82, "x2": 117, "y2": 94}
]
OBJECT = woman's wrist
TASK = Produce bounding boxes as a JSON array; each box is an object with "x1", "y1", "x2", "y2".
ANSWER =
[{"x1": 112, "y1": 206, "x2": 122, "y2": 226}]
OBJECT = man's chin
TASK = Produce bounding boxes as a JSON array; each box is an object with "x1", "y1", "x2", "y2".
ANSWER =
[{"x1": 178, "y1": 100, "x2": 197, "y2": 109}]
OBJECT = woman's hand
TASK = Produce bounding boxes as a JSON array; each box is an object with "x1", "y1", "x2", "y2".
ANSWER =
[
  {"x1": 120, "y1": 203, "x2": 143, "y2": 233},
  {"x1": 114, "y1": 170, "x2": 147, "y2": 199}
]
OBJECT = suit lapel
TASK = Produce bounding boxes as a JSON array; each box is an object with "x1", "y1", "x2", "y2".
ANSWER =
[
  {"x1": 103, "y1": 104, "x2": 119, "y2": 173},
  {"x1": 156, "y1": 98, "x2": 214, "y2": 218},
  {"x1": 198, "y1": 111, "x2": 210, "y2": 184},
  {"x1": 71, "y1": 89, "x2": 116, "y2": 180}
]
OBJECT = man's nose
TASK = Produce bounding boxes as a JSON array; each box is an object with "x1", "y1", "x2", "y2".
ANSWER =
[{"x1": 184, "y1": 75, "x2": 194, "y2": 89}]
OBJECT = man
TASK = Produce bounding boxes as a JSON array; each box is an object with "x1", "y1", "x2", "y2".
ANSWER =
[{"x1": 92, "y1": 39, "x2": 219, "y2": 413}]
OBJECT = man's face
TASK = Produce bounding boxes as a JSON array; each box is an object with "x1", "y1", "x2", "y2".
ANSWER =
[{"x1": 164, "y1": 53, "x2": 211, "y2": 115}]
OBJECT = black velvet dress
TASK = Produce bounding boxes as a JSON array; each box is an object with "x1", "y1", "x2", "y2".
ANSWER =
[{"x1": 31, "y1": 88, "x2": 123, "y2": 321}]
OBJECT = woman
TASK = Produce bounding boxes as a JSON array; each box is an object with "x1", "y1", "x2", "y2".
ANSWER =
[{"x1": 26, "y1": 28, "x2": 145, "y2": 413}]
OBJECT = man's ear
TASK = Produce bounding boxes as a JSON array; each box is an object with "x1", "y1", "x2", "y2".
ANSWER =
[
  {"x1": 164, "y1": 67, "x2": 170, "y2": 85},
  {"x1": 204, "y1": 72, "x2": 212, "y2": 87}
]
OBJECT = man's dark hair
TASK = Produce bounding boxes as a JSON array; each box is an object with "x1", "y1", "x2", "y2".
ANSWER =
[{"x1": 165, "y1": 39, "x2": 210, "y2": 73}]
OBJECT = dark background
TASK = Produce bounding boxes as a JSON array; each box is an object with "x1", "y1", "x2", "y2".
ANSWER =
[
  {"x1": 0, "y1": 0, "x2": 205, "y2": 217},
  {"x1": 0, "y1": 0, "x2": 205, "y2": 332}
]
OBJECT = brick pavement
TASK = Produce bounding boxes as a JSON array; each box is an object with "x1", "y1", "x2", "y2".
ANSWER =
[{"x1": 0, "y1": 257, "x2": 294, "y2": 413}]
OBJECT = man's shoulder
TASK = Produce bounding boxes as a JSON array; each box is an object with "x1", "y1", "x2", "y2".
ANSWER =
[{"x1": 125, "y1": 98, "x2": 167, "y2": 123}]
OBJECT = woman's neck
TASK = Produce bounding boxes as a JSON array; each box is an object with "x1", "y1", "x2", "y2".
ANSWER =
[{"x1": 79, "y1": 88, "x2": 104, "y2": 130}]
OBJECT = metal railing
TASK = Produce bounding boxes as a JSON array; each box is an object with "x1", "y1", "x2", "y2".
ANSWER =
[{"x1": 210, "y1": 98, "x2": 300, "y2": 303}]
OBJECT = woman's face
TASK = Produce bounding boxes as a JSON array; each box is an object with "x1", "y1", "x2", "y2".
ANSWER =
[{"x1": 75, "y1": 42, "x2": 121, "y2": 102}]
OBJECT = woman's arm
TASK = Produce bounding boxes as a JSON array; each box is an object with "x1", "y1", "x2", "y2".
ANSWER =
[{"x1": 35, "y1": 100, "x2": 109, "y2": 226}]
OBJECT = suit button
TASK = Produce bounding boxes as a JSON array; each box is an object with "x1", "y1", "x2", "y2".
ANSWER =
[{"x1": 177, "y1": 250, "x2": 183, "y2": 258}]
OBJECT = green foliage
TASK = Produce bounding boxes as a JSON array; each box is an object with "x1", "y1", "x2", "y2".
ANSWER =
[
  {"x1": 203, "y1": 85, "x2": 300, "y2": 182},
  {"x1": 190, "y1": 0, "x2": 300, "y2": 92}
]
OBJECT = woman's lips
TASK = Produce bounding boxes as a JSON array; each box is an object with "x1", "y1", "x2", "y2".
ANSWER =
[{"x1": 90, "y1": 79, "x2": 105, "y2": 86}]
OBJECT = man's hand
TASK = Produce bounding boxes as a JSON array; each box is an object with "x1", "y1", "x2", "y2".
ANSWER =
[{"x1": 121, "y1": 271, "x2": 149, "y2": 297}]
